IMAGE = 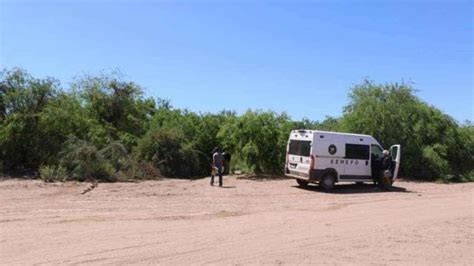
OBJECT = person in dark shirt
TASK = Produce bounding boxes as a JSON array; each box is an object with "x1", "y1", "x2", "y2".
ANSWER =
[
  {"x1": 380, "y1": 150, "x2": 393, "y2": 188},
  {"x1": 210, "y1": 147, "x2": 225, "y2": 187},
  {"x1": 382, "y1": 150, "x2": 393, "y2": 173}
]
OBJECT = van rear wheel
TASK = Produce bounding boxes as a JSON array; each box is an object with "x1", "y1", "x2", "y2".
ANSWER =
[
  {"x1": 320, "y1": 174, "x2": 336, "y2": 192},
  {"x1": 296, "y1": 179, "x2": 309, "y2": 187}
]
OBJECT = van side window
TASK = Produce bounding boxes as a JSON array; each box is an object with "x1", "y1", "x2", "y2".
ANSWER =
[
  {"x1": 371, "y1": 145, "x2": 383, "y2": 160},
  {"x1": 289, "y1": 140, "x2": 311, "y2": 157},
  {"x1": 345, "y1": 144, "x2": 369, "y2": 160}
]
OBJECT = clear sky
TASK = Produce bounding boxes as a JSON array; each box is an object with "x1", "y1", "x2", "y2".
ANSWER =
[{"x1": 1, "y1": 0, "x2": 472, "y2": 122}]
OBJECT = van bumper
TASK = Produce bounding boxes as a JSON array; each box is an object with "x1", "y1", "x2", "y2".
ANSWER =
[{"x1": 285, "y1": 173, "x2": 310, "y2": 181}]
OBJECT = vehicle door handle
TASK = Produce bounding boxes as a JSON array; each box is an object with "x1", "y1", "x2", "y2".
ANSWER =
[{"x1": 365, "y1": 161, "x2": 368, "y2": 166}]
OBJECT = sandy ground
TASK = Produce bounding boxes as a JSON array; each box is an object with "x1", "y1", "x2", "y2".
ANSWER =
[{"x1": 1, "y1": 177, "x2": 473, "y2": 265}]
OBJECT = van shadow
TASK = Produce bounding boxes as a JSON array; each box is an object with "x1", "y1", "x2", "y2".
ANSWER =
[{"x1": 293, "y1": 183, "x2": 413, "y2": 194}]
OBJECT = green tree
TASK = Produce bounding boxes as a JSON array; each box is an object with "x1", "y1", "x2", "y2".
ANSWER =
[
  {"x1": 72, "y1": 73, "x2": 156, "y2": 149},
  {"x1": 136, "y1": 127, "x2": 199, "y2": 177},
  {"x1": 339, "y1": 80, "x2": 474, "y2": 180},
  {"x1": 218, "y1": 110, "x2": 293, "y2": 174},
  {"x1": 0, "y1": 68, "x2": 60, "y2": 170},
  {"x1": 2, "y1": 67, "x2": 472, "y2": 182}
]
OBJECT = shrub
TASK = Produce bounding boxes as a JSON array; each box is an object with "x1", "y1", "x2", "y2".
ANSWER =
[
  {"x1": 100, "y1": 141, "x2": 130, "y2": 171},
  {"x1": 136, "y1": 127, "x2": 201, "y2": 177},
  {"x1": 218, "y1": 111, "x2": 294, "y2": 174},
  {"x1": 117, "y1": 161, "x2": 162, "y2": 181},
  {"x1": 339, "y1": 80, "x2": 474, "y2": 181},
  {"x1": 2, "y1": 69, "x2": 473, "y2": 182},
  {"x1": 60, "y1": 137, "x2": 115, "y2": 181},
  {"x1": 39, "y1": 165, "x2": 68, "y2": 182},
  {"x1": 0, "y1": 68, "x2": 60, "y2": 171},
  {"x1": 460, "y1": 171, "x2": 474, "y2": 182},
  {"x1": 420, "y1": 144, "x2": 450, "y2": 181}
]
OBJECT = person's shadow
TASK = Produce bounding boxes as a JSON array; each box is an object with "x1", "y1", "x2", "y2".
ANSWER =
[{"x1": 219, "y1": 186, "x2": 236, "y2": 189}]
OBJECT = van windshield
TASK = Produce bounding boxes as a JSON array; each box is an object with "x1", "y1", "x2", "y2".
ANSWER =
[{"x1": 289, "y1": 140, "x2": 311, "y2": 157}]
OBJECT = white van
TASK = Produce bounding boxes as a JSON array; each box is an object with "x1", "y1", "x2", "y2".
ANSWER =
[{"x1": 284, "y1": 129, "x2": 401, "y2": 191}]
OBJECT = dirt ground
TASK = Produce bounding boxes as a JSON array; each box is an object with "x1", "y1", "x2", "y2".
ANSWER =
[{"x1": 1, "y1": 177, "x2": 473, "y2": 265}]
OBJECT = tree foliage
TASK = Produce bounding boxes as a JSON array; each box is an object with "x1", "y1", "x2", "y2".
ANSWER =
[
  {"x1": 339, "y1": 80, "x2": 473, "y2": 181},
  {"x1": 0, "y1": 68, "x2": 472, "y2": 182},
  {"x1": 0, "y1": 69, "x2": 60, "y2": 170},
  {"x1": 218, "y1": 111, "x2": 293, "y2": 174}
]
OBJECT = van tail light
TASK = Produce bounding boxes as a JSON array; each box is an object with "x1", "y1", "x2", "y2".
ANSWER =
[{"x1": 310, "y1": 155, "x2": 315, "y2": 169}]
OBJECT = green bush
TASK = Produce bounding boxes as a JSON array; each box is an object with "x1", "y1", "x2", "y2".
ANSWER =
[
  {"x1": 420, "y1": 145, "x2": 450, "y2": 181},
  {"x1": 60, "y1": 137, "x2": 115, "y2": 181},
  {"x1": 218, "y1": 111, "x2": 294, "y2": 174},
  {"x1": 339, "y1": 80, "x2": 474, "y2": 181},
  {"x1": 136, "y1": 128, "x2": 200, "y2": 177},
  {"x1": 117, "y1": 161, "x2": 162, "y2": 181},
  {"x1": 1, "y1": 68, "x2": 473, "y2": 182},
  {"x1": 100, "y1": 141, "x2": 130, "y2": 171},
  {"x1": 39, "y1": 165, "x2": 68, "y2": 182},
  {"x1": 0, "y1": 68, "x2": 60, "y2": 170},
  {"x1": 73, "y1": 73, "x2": 155, "y2": 146},
  {"x1": 460, "y1": 171, "x2": 474, "y2": 182}
]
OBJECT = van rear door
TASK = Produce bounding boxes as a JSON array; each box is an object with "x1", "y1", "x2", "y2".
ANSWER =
[
  {"x1": 287, "y1": 140, "x2": 312, "y2": 178},
  {"x1": 389, "y1": 144, "x2": 401, "y2": 181}
]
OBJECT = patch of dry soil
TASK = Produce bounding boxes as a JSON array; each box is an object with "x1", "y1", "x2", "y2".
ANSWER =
[{"x1": 1, "y1": 178, "x2": 473, "y2": 265}]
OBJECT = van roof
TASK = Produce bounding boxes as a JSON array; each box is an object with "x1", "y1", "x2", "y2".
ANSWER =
[{"x1": 292, "y1": 129, "x2": 373, "y2": 138}]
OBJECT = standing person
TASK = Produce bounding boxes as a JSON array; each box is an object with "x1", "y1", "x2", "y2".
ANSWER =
[
  {"x1": 380, "y1": 150, "x2": 393, "y2": 188},
  {"x1": 210, "y1": 147, "x2": 225, "y2": 187},
  {"x1": 382, "y1": 150, "x2": 393, "y2": 173}
]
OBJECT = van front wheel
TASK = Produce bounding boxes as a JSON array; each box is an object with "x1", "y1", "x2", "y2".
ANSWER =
[
  {"x1": 320, "y1": 174, "x2": 336, "y2": 192},
  {"x1": 296, "y1": 179, "x2": 309, "y2": 187}
]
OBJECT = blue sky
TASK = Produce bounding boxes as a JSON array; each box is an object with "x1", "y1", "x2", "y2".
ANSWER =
[{"x1": 1, "y1": 0, "x2": 472, "y2": 122}]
